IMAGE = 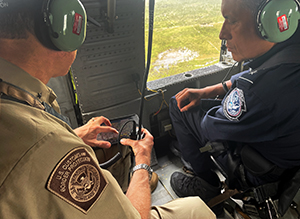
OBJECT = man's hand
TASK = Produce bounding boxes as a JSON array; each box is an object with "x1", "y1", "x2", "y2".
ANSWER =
[
  {"x1": 175, "y1": 88, "x2": 203, "y2": 112},
  {"x1": 74, "y1": 116, "x2": 118, "y2": 148},
  {"x1": 120, "y1": 128, "x2": 153, "y2": 166},
  {"x1": 121, "y1": 128, "x2": 154, "y2": 219},
  {"x1": 175, "y1": 81, "x2": 232, "y2": 112}
]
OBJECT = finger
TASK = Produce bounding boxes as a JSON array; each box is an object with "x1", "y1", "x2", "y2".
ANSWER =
[
  {"x1": 120, "y1": 128, "x2": 153, "y2": 144},
  {"x1": 175, "y1": 90, "x2": 183, "y2": 99},
  {"x1": 94, "y1": 126, "x2": 118, "y2": 134},
  {"x1": 177, "y1": 96, "x2": 190, "y2": 110},
  {"x1": 175, "y1": 88, "x2": 188, "y2": 97},
  {"x1": 92, "y1": 140, "x2": 112, "y2": 149},
  {"x1": 175, "y1": 89, "x2": 187, "y2": 101},
  {"x1": 120, "y1": 138, "x2": 136, "y2": 147},
  {"x1": 91, "y1": 116, "x2": 112, "y2": 126},
  {"x1": 100, "y1": 117, "x2": 112, "y2": 126},
  {"x1": 180, "y1": 100, "x2": 195, "y2": 112},
  {"x1": 138, "y1": 129, "x2": 154, "y2": 145},
  {"x1": 140, "y1": 128, "x2": 152, "y2": 138}
]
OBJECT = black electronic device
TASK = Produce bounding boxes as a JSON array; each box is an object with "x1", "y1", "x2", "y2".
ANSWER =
[
  {"x1": 96, "y1": 114, "x2": 139, "y2": 145},
  {"x1": 96, "y1": 114, "x2": 139, "y2": 169}
]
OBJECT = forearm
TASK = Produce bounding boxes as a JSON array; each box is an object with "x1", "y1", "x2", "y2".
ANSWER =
[
  {"x1": 202, "y1": 80, "x2": 232, "y2": 98},
  {"x1": 126, "y1": 155, "x2": 151, "y2": 219},
  {"x1": 73, "y1": 127, "x2": 85, "y2": 138},
  {"x1": 126, "y1": 168, "x2": 151, "y2": 219},
  {"x1": 121, "y1": 129, "x2": 153, "y2": 219}
]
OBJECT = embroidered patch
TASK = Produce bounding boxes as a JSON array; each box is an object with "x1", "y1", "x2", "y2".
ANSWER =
[
  {"x1": 223, "y1": 88, "x2": 246, "y2": 121},
  {"x1": 47, "y1": 147, "x2": 107, "y2": 214}
]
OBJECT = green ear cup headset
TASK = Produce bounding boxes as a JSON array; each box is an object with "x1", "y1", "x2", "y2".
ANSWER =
[
  {"x1": 257, "y1": 0, "x2": 300, "y2": 43},
  {"x1": 36, "y1": 0, "x2": 87, "y2": 51}
]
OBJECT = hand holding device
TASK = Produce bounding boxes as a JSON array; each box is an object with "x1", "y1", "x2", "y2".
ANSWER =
[
  {"x1": 95, "y1": 114, "x2": 140, "y2": 169},
  {"x1": 74, "y1": 116, "x2": 118, "y2": 148}
]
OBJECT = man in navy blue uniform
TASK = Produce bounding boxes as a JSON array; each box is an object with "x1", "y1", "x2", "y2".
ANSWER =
[{"x1": 169, "y1": 0, "x2": 300, "y2": 216}]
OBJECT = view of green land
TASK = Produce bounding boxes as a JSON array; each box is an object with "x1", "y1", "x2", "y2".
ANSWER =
[{"x1": 145, "y1": 0, "x2": 223, "y2": 81}]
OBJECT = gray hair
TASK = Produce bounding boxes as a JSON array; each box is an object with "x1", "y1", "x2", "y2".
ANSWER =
[{"x1": 240, "y1": 0, "x2": 266, "y2": 17}]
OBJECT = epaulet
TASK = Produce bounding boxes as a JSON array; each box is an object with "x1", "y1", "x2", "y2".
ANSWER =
[
  {"x1": 237, "y1": 70, "x2": 255, "y2": 85},
  {"x1": 0, "y1": 79, "x2": 45, "y2": 110}
]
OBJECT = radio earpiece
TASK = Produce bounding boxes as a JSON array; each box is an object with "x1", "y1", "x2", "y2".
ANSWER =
[{"x1": 36, "y1": 0, "x2": 87, "y2": 51}]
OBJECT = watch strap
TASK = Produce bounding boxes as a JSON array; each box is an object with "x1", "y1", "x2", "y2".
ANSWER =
[{"x1": 132, "y1": 163, "x2": 153, "y2": 180}]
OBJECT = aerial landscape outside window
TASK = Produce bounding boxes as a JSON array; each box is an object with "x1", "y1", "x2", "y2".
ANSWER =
[{"x1": 145, "y1": 0, "x2": 223, "y2": 81}]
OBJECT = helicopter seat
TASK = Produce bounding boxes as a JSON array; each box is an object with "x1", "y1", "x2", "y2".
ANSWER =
[{"x1": 204, "y1": 141, "x2": 300, "y2": 219}]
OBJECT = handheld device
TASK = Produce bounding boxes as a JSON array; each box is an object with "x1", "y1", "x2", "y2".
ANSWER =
[
  {"x1": 96, "y1": 114, "x2": 139, "y2": 145},
  {"x1": 95, "y1": 114, "x2": 139, "y2": 169}
]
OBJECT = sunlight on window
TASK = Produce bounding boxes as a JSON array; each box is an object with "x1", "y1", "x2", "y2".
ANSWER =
[{"x1": 145, "y1": 0, "x2": 223, "y2": 81}]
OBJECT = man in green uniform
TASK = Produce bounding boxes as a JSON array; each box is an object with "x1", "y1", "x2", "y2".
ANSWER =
[{"x1": 0, "y1": 0, "x2": 215, "y2": 218}]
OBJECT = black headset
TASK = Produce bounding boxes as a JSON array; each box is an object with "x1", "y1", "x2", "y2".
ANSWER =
[
  {"x1": 256, "y1": 0, "x2": 300, "y2": 43},
  {"x1": 35, "y1": 0, "x2": 87, "y2": 51}
]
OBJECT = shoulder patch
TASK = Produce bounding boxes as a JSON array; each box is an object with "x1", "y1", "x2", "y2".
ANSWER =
[
  {"x1": 223, "y1": 88, "x2": 247, "y2": 121},
  {"x1": 47, "y1": 147, "x2": 107, "y2": 214}
]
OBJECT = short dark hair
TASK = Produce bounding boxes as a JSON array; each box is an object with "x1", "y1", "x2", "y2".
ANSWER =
[
  {"x1": 0, "y1": 1, "x2": 38, "y2": 39},
  {"x1": 0, "y1": 12, "x2": 34, "y2": 39}
]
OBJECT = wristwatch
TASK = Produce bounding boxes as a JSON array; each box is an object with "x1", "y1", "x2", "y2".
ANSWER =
[{"x1": 132, "y1": 163, "x2": 153, "y2": 181}]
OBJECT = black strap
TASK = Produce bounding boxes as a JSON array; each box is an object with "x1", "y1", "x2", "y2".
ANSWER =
[
  {"x1": 251, "y1": 182, "x2": 279, "y2": 204},
  {"x1": 278, "y1": 168, "x2": 300, "y2": 216}
]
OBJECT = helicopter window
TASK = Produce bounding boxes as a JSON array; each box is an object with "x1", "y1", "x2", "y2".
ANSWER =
[{"x1": 145, "y1": 0, "x2": 223, "y2": 82}]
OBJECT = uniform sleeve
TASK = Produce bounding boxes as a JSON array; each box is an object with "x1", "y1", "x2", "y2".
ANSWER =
[{"x1": 200, "y1": 73, "x2": 278, "y2": 143}]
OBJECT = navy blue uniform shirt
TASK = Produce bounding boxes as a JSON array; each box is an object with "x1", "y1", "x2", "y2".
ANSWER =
[{"x1": 201, "y1": 44, "x2": 300, "y2": 169}]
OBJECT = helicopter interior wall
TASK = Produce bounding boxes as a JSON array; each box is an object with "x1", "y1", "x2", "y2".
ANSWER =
[{"x1": 70, "y1": 0, "x2": 145, "y2": 124}]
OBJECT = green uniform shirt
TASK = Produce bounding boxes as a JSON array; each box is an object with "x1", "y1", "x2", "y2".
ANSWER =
[{"x1": 0, "y1": 57, "x2": 141, "y2": 218}]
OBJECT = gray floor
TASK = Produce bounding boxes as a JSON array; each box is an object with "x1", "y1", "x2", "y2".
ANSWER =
[
  {"x1": 151, "y1": 154, "x2": 182, "y2": 206},
  {"x1": 151, "y1": 153, "x2": 233, "y2": 218},
  {"x1": 150, "y1": 152, "x2": 300, "y2": 219}
]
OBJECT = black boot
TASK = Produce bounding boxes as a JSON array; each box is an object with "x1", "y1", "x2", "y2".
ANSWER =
[{"x1": 170, "y1": 171, "x2": 224, "y2": 217}]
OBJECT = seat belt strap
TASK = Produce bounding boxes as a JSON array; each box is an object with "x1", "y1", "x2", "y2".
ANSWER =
[{"x1": 207, "y1": 183, "x2": 239, "y2": 208}]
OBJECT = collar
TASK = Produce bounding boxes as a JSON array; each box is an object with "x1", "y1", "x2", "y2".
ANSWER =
[
  {"x1": 0, "y1": 57, "x2": 60, "y2": 111},
  {"x1": 244, "y1": 44, "x2": 284, "y2": 70},
  {"x1": 244, "y1": 21, "x2": 300, "y2": 69}
]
